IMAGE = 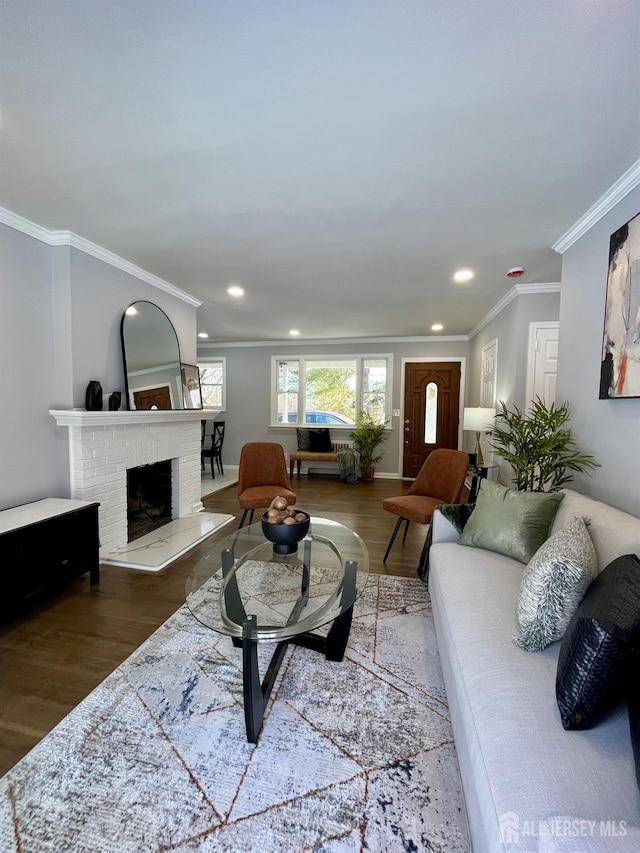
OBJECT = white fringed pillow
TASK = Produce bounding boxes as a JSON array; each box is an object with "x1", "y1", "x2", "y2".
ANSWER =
[{"x1": 514, "y1": 516, "x2": 598, "y2": 652}]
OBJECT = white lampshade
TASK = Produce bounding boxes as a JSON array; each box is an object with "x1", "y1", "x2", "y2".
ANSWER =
[{"x1": 463, "y1": 407, "x2": 496, "y2": 432}]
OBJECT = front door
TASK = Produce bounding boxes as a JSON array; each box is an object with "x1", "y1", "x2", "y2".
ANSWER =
[
  {"x1": 402, "y1": 362, "x2": 461, "y2": 478},
  {"x1": 133, "y1": 386, "x2": 172, "y2": 410}
]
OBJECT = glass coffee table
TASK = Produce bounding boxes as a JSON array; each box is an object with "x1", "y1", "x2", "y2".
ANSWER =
[{"x1": 185, "y1": 517, "x2": 369, "y2": 743}]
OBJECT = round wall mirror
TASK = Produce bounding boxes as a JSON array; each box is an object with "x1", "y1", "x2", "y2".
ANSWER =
[{"x1": 121, "y1": 301, "x2": 184, "y2": 410}]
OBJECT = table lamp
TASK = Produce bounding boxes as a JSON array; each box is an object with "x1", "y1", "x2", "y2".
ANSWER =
[{"x1": 462, "y1": 407, "x2": 496, "y2": 467}]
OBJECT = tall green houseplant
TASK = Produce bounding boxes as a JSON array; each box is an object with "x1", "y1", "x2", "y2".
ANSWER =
[
  {"x1": 491, "y1": 397, "x2": 599, "y2": 492},
  {"x1": 349, "y1": 411, "x2": 388, "y2": 481}
]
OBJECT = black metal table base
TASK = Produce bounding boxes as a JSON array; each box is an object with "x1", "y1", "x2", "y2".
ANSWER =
[{"x1": 226, "y1": 553, "x2": 358, "y2": 743}]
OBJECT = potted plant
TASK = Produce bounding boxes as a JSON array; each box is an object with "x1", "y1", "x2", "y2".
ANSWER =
[
  {"x1": 336, "y1": 446, "x2": 360, "y2": 484},
  {"x1": 349, "y1": 411, "x2": 389, "y2": 481},
  {"x1": 491, "y1": 397, "x2": 599, "y2": 492}
]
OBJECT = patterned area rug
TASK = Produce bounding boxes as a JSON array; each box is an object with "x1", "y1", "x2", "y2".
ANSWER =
[{"x1": 0, "y1": 575, "x2": 470, "y2": 852}]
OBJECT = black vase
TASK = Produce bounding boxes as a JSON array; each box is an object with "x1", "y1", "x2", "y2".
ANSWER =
[
  {"x1": 108, "y1": 391, "x2": 122, "y2": 411},
  {"x1": 85, "y1": 380, "x2": 103, "y2": 411}
]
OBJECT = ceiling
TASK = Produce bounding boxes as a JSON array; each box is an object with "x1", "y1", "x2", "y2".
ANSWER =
[{"x1": 1, "y1": 1, "x2": 639, "y2": 343}]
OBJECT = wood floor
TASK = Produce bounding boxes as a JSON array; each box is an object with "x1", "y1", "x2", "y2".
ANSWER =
[{"x1": 0, "y1": 475, "x2": 429, "y2": 775}]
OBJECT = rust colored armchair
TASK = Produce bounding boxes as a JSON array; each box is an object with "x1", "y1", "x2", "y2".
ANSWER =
[
  {"x1": 237, "y1": 442, "x2": 297, "y2": 528},
  {"x1": 382, "y1": 448, "x2": 469, "y2": 562}
]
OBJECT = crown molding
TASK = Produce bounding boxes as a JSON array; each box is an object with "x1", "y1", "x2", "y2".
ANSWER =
[
  {"x1": 552, "y1": 157, "x2": 640, "y2": 254},
  {"x1": 469, "y1": 283, "x2": 561, "y2": 339},
  {"x1": 198, "y1": 334, "x2": 470, "y2": 349},
  {"x1": 0, "y1": 206, "x2": 202, "y2": 308},
  {"x1": 0, "y1": 206, "x2": 53, "y2": 243},
  {"x1": 513, "y1": 282, "x2": 561, "y2": 296},
  {"x1": 468, "y1": 289, "x2": 517, "y2": 339}
]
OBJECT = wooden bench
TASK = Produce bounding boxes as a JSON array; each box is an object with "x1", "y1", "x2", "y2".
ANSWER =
[{"x1": 289, "y1": 449, "x2": 339, "y2": 478}]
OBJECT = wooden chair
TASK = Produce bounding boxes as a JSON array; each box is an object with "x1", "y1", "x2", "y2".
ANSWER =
[
  {"x1": 237, "y1": 442, "x2": 297, "y2": 528},
  {"x1": 382, "y1": 448, "x2": 469, "y2": 562},
  {"x1": 202, "y1": 421, "x2": 225, "y2": 477}
]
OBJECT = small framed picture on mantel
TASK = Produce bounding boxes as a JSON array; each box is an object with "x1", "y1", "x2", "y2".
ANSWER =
[
  {"x1": 600, "y1": 210, "x2": 640, "y2": 398},
  {"x1": 181, "y1": 363, "x2": 203, "y2": 410}
]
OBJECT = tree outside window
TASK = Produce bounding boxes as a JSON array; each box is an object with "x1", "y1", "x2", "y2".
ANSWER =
[
  {"x1": 198, "y1": 360, "x2": 225, "y2": 410},
  {"x1": 273, "y1": 355, "x2": 392, "y2": 426}
]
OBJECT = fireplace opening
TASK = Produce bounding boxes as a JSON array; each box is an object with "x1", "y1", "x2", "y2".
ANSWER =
[{"x1": 127, "y1": 460, "x2": 173, "y2": 542}]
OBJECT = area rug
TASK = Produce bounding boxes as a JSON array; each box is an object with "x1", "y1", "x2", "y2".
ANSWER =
[{"x1": 0, "y1": 575, "x2": 470, "y2": 852}]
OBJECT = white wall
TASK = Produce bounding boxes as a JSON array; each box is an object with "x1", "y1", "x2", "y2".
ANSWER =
[
  {"x1": 0, "y1": 224, "x2": 198, "y2": 511},
  {"x1": 556, "y1": 185, "x2": 640, "y2": 514}
]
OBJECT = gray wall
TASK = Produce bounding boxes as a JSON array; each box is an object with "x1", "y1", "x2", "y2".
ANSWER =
[
  {"x1": 468, "y1": 290, "x2": 561, "y2": 411},
  {"x1": 556, "y1": 184, "x2": 640, "y2": 514},
  {"x1": 9, "y1": 176, "x2": 632, "y2": 516},
  {"x1": 0, "y1": 225, "x2": 68, "y2": 507},
  {"x1": 67, "y1": 249, "x2": 196, "y2": 407},
  {"x1": 200, "y1": 339, "x2": 470, "y2": 476},
  {"x1": 467, "y1": 289, "x2": 561, "y2": 484},
  {"x1": 0, "y1": 224, "x2": 198, "y2": 511}
]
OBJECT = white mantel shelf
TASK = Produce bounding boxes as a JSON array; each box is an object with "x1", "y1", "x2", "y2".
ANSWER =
[{"x1": 49, "y1": 409, "x2": 206, "y2": 427}]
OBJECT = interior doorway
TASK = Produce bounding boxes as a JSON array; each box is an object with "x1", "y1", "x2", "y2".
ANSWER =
[
  {"x1": 402, "y1": 361, "x2": 462, "y2": 478},
  {"x1": 526, "y1": 322, "x2": 559, "y2": 405}
]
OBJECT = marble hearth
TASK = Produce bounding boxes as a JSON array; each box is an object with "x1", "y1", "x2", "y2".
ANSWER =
[{"x1": 50, "y1": 410, "x2": 205, "y2": 558}]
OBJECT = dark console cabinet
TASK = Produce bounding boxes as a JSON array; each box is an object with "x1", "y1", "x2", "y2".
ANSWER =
[{"x1": 1, "y1": 499, "x2": 99, "y2": 616}]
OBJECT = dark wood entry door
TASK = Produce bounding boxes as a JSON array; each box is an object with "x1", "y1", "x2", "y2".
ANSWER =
[
  {"x1": 132, "y1": 386, "x2": 172, "y2": 410},
  {"x1": 403, "y1": 362, "x2": 462, "y2": 478}
]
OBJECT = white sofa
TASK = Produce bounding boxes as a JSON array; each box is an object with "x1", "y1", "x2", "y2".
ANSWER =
[{"x1": 429, "y1": 488, "x2": 640, "y2": 852}]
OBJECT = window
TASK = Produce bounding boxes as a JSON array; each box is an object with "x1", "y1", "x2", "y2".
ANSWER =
[
  {"x1": 198, "y1": 358, "x2": 226, "y2": 410},
  {"x1": 424, "y1": 381, "x2": 437, "y2": 443},
  {"x1": 272, "y1": 355, "x2": 392, "y2": 426}
]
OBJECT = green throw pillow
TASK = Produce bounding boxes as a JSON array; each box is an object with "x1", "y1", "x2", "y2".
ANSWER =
[{"x1": 457, "y1": 480, "x2": 564, "y2": 564}]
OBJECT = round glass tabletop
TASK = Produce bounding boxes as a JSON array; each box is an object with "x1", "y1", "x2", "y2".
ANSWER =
[{"x1": 185, "y1": 516, "x2": 369, "y2": 642}]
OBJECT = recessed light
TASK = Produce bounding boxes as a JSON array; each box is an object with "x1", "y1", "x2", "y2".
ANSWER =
[
  {"x1": 227, "y1": 285, "x2": 245, "y2": 298},
  {"x1": 198, "y1": 332, "x2": 209, "y2": 339},
  {"x1": 289, "y1": 329, "x2": 300, "y2": 336},
  {"x1": 125, "y1": 305, "x2": 138, "y2": 316},
  {"x1": 453, "y1": 268, "x2": 474, "y2": 283},
  {"x1": 431, "y1": 323, "x2": 444, "y2": 332}
]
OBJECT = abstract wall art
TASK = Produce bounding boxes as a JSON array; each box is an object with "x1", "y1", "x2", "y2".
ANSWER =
[{"x1": 600, "y1": 210, "x2": 640, "y2": 398}]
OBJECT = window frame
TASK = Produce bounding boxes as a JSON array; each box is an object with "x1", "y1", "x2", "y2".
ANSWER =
[
  {"x1": 197, "y1": 357, "x2": 226, "y2": 412},
  {"x1": 270, "y1": 353, "x2": 393, "y2": 428}
]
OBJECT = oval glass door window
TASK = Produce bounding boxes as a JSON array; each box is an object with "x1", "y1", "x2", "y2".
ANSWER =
[{"x1": 424, "y1": 382, "x2": 437, "y2": 443}]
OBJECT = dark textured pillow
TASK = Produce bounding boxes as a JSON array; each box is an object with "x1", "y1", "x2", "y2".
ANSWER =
[
  {"x1": 457, "y1": 480, "x2": 564, "y2": 564},
  {"x1": 296, "y1": 428, "x2": 311, "y2": 451},
  {"x1": 308, "y1": 428, "x2": 333, "y2": 453},
  {"x1": 630, "y1": 666, "x2": 640, "y2": 791},
  {"x1": 556, "y1": 553, "x2": 640, "y2": 730}
]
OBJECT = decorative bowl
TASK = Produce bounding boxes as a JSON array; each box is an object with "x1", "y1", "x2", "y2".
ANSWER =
[{"x1": 261, "y1": 510, "x2": 310, "y2": 554}]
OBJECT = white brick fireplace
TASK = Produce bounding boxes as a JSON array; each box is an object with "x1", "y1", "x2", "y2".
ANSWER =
[{"x1": 50, "y1": 410, "x2": 204, "y2": 556}]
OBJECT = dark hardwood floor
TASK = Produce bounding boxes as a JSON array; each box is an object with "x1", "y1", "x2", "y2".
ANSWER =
[{"x1": 0, "y1": 474, "x2": 430, "y2": 775}]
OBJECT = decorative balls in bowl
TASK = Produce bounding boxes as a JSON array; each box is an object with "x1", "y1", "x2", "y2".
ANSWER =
[{"x1": 261, "y1": 497, "x2": 310, "y2": 554}]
